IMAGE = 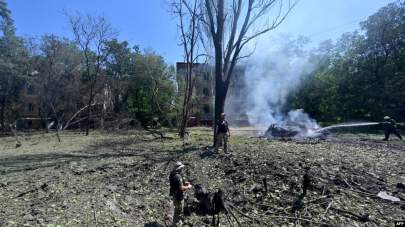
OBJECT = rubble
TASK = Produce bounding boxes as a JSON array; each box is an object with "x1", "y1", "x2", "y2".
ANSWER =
[{"x1": 0, "y1": 130, "x2": 404, "y2": 226}]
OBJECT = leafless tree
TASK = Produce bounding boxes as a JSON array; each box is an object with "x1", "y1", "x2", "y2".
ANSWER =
[
  {"x1": 68, "y1": 12, "x2": 117, "y2": 135},
  {"x1": 171, "y1": 0, "x2": 206, "y2": 139},
  {"x1": 203, "y1": 0, "x2": 298, "y2": 144},
  {"x1": 33, "y1": 35, "x2": 82, "y2": 141}
]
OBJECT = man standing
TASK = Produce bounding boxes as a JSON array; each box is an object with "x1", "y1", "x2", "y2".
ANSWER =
[
  {"x1": 215, "y1": 113, "x2": 230, "y2": 152},
  {"x1": 382, "y1": 116, "x2": 402, "y2": 141},
  {"x1": 169, "y1": 161, "x2": 192, "y2": 227}
]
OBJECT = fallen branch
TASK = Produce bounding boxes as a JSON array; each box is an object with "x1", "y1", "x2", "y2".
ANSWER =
[
  {"x1": 227, "y1": 202, "x2": 330, "y2": 226},
  {"x1": 323, "y1": 200, "x2": 333, "y2": 217},
  {"x1": 306, "y1": 195, "x2": 330, "y2": 204},
  {"x1": 225, "y1": 213, "x2": 235, "y2": 227},
  {"x1": 227, "y1": 203, "x2": 270, "y2": 226},
  {"x1": 225, "y1": 205, "x2": 242, "y2": 227},
  {"x1": 66, "y1": 117, "x2": 88, "y2": 129},
  {"x1": 16, "y1": 188, "x2": 37, "y2": 198},
  {"x1": 9, "y1": 123, "x2": 22, "y2": 148},
  {"x1": 341, "y1": 187, "x2": 376, "y2": 198},
  {"x1": 266, "y1": 215, "x2": 330, "y2": 226},
  {"x1": 93, "y1": 208, "x2": 98, "y2": 227},
  {"x1": 15, "y1": 182, "x2": 48, "y2": 198},
  {"x1": 330, "y1": 206, "x2": 370, "y2": 222},
  {"x1": 144, "y1": 127, "x2": 173, "y2": 139},
  {"x1": 63, "y1": 103, "x2": 101, "y2": 130}
]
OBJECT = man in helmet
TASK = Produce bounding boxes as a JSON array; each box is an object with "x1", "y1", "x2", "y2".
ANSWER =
[
  {"x1": 215, "y1": 113, "x2": 230, "y2": 153},
  {"x1": 169, "y1": 161, "x2": 192, "y2": 226},
  {"x1": 382, "y1": 116, "x2": 402, "y2": 141}
]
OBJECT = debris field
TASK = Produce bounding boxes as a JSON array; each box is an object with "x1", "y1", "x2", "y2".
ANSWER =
[{"x1": 0, "y1": 128, "x2": 404, "y2": 226}]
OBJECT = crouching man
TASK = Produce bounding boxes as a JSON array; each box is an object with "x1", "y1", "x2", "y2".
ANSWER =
[{"x1": 169, "y1": 161, "x2": 192, "y2": 227}]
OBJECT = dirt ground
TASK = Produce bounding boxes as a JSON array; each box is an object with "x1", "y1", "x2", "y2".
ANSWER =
[{"x1": 0, "y1": 128, "x2": 404, "y2": 226}]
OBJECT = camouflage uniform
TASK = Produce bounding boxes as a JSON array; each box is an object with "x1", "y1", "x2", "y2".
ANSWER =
[
  {"x1": 215, "y1": 118, "x2": 229, "y2": 152},
  {"x1": 172, "y1": 198, "x2": 184, "y2": 227},
  {"x1": 169, "y1": 164, "x2": 185, "y2": 226}
]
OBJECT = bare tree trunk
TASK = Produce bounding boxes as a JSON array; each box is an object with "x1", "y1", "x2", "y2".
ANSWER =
[
  {"x1": 0, "y1": 97, "x2": 5, "y2": 133},
  {"x1": 85, "y1": 83, "x2": 95, "y2": 135},
  {"x1": 9, "y1": 123, "x2": 22, "y2": 147},
  {"x1": 172, "y1": 0, "x2": 202, "y2": 139},
  {"x1": 204, "y1": 0, "x2": 296, "y2": 146},
  {"x1": 55, "y1": 121, "x2": 61, "y2": 142},
  {"x1": 213, "y1": 78, "x2": 228, "y2": 146},
  {"x1": 209, "y1": 0, "x2": 225, "y2": 146},
  {"x1": 179, "y1": 64, "x2": 195, "y2": 138},
  {"x1": 68, "y1": 12, "x2": 116, "y2": 135},
  {"x1": 100, "y1": 89, "x2": 105, "y2": 131},
  {"x1": 100, "y1": 106, "x2": 105, "y2": 130}
]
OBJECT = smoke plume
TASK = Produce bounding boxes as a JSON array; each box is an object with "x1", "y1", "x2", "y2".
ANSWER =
[{"x1": 243, "y1": 36, "x2": 319, "y2": 134}]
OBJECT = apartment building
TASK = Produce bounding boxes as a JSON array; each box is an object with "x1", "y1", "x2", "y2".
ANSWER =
[{"x1": 176, "y1": 62, "x2": 249, "y2": 126}]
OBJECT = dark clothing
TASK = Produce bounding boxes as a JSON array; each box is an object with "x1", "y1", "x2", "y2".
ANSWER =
[
  {"x1": 169, "y1": 171, "x2": 184, "y2": 201},
  {"x1": 384, "y1": 128, "x2": 402, "y2": 140},
  {"x1": 216, "y1": 120, "x2": 229, "y2": 133},
  {"x1": 383, "y1": 119, "x2": 397, "y2": 129},
  {"x1": 383, "y1": 119, "x2": 402, "y2": 140}
]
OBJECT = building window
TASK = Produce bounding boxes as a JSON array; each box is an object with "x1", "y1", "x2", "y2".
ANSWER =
[
  {"x1": 203, "y1": 87, "x2": 210, "y2": 97},
  {"x1": 26, "y1": 103, "x2": 34, "y2": 112},
  {"x1": 27, "y1": 120, "x2": 33, "y2": 128},
  {"x1": 203, "y1": 73, "x2": 210, "y2": 81},
  {"x1": 27, "y1": 85, "x2": 34, "y2": 95},
  {"x1": 203, "y1": 105, "x2": 210, "y2": 114}
]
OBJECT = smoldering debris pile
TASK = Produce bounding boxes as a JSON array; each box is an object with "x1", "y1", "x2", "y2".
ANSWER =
[
  {"x1": 264, "y1": 124, "x2": 328, "y2": 139},
  {"x1": 264, "y1": 122, "x2": 381, "y2": 140}
]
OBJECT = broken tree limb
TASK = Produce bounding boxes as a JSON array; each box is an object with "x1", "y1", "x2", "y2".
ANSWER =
[
  {"x1": 263, "y1": 178, "x2": 268, "y2": 195},
  {"x1": 228, "y1": 202, "x2": 330, "y2": 226},
  {"x1": 265, "y1": 215, "x2": 330, "y2": 226},
  {"x1": 323, "y1": 200, "x2": 333, "y2": 217},
  {"x1": 306, "y1": 195, "x2": 330, "y2": 204},
  {"x1": 227, "y1": 203, "x2": 270, "y2": 226},
  {"x1": 67, "y1": 117, "x2": 89, "y2": 128},
  {"x1": 50, "y1": 103, "x2": 62, "y2": 142},
  {"x1": 225, "y1": 205, "x2": 242, "y2": 227},
  {"x1": 63, "y1": 103, "x2": 101, "y2": 130},
  {"x1": 329, "y1": 206, "x2": 370, "y2": 222},
  {"x1": 225, "y1": 213, "x2": 235, "y2": 227},
  {"x1": 144, "y1": 127, "x2": 174, "y2": 140},
  {"x1": 9, "y1": 123, "x2": 22, "y2": 148},
  {"x1": 341, "y1": 187, "x2": 377, "y2": 198}
]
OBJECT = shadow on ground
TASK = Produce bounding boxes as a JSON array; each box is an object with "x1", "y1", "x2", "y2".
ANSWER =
[
  {"x1": 0, "y1": 140, "x2": 205, "y2": 175},
  {"x1": 144, "y1": 222, "x2": 165, "y2": 227}
]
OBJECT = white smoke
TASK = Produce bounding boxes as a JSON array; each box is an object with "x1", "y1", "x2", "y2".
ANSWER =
[{"x1": 244, "y1": 36, "x2": 320, "y2": 135}]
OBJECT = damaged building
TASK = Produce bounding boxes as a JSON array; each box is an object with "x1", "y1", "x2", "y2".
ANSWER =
[{"x1": 176, "y1": 62, "x2": 249, "y2": 126}]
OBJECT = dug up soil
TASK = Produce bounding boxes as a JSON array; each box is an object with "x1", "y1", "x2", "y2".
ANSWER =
[{"x1": 0, "y1": 128, "x2": 404, "y2": 226}]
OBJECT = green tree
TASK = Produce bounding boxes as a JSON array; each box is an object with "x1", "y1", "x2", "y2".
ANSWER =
[
  {"x1": 126, "y1": 51, "x2": 176, "y2": 127},
  {"x1": 290, "y1": 1, "x2": 405, "y2": 123},
  {"x1": 0, "y1": 0, "x2": 28, "y2": 132}
]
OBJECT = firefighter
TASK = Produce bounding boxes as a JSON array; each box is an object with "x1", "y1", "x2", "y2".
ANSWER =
[
  {"x1": 169, "y1": 161, "x2": 192, "y2": 227},
  {"x1": 215, "y1": 113, "x2": 230, "y2": 152},
  {"x1": 382, "y1": 116, "x2": 402, "y2": 141}
]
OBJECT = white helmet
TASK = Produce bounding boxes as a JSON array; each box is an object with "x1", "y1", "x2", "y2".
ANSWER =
[{"x1": 174, "y1": 161, "x2": 185, "y2": 170}]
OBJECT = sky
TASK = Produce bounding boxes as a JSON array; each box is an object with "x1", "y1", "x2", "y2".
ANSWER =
[{"x1": 7, "y1": 0, "x2": 396, "y2": 64}]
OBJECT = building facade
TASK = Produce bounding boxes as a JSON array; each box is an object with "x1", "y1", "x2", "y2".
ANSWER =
[
  {"x1": 17, "y1": 83, "x2": 43, "y2": 129},
  {"x1": 176, "y1": 62, "x2": 214, "y2": 126},
  {"x1": 176, "y1": 62, "x2": 249, "y2": 126}
]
